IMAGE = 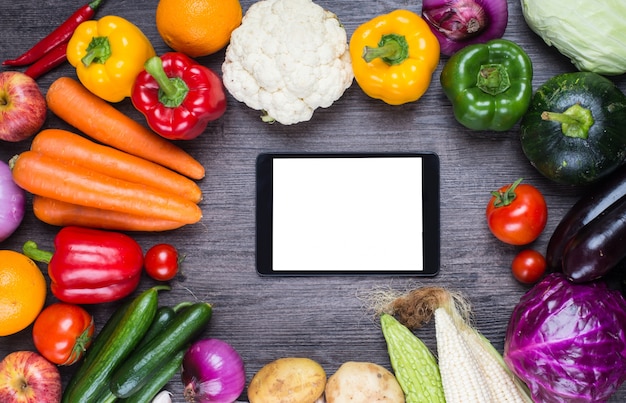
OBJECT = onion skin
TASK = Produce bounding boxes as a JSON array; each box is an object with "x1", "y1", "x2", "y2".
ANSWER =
[
  {"x1": 182, "y1": 339, "x2": 246, "y2": 403},
  {"x1": 422, "y1": 0, "x2": 508, "y2": 56},
  {"x1": 0, "y1": 160, "x2": 25, "y2": 242}
]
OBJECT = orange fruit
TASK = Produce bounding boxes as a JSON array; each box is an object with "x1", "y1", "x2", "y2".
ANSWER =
[
  {"x1": 0, "y1": 250, "x2": 47, "y2": 336},
  {"x1": 156, "y1": 0, "x2": 243, "y2": 58}
]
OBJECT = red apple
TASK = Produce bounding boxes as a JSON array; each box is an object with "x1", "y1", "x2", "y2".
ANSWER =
[
  {"x1": 0, "y1": 351, "x2": 61, "y2": 403},
  {"x1": 0, "y1": 71, "x2": 47, "y2": 142}
]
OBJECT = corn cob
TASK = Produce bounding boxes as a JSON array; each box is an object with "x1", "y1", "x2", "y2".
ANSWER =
[
  {"x1": 380, "y1": 287, "x2": 533, "y2": 403},
  {"x1": 457, "y1": 322, "x2": 533, "y2": 403},
  {"x1": 434, "y1": 307, "x2": 494, "y2": 402}
]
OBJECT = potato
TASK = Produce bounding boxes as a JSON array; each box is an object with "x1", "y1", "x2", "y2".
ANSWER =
[
  {"x1": 325, "y1": 361, "x2": 405, "y2": 403},
  {"x1": 248, "y1": 357, "x2": 327, "y2": 403}
]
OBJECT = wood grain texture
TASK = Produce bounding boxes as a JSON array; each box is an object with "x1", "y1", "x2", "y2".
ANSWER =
[{"x1": 1, "y1": 0, "x2": 625, "y2": 401}]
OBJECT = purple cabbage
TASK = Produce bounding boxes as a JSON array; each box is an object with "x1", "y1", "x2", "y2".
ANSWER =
[{"x1": 504, "y1": 273, "x2": 626, "y2": 403}]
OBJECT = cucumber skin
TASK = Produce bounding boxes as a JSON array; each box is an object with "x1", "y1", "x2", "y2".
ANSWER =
[
  {"x1": 63, "y1": 300, "x2": 130, "y2": 397},
  {"x1": 134, "y1": 306, "x2": 176, "y2": 350},
  {"x1": 62, "y1": 287, "x2": 162, "y2": 403},
  {"x1": 122, "y1": 348, "x2": 186, "y2": 403},
  {"x1": 110, "y1": 302, "x2": 212, "y2": 398}
]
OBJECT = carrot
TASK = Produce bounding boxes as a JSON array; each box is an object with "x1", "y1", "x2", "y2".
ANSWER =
[
  {"x1": 32, "y1": 196, "x2": 186, "y2": 232},
  {"x1": 11, "y1": 151, "x2": 202, "y2": 224},
  {"x1": 45, "y1": 77, "x2": 206, "y2": 180},
  {"x1": 31, "y1": 129, "x2": 203, "y2": 203}
]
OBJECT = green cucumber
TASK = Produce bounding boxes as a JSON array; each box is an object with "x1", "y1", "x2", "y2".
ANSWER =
[
  {"x1": 63, "y1": 300, "x2": 130, "y2": 397},
  {"x1": 62, "y1": 286, "x2": 168, "y2": 403},
  {"x1": 122, "y1": 348, "x2": 186, "y2": 403},
  {"x1": 110, "y1": 302, "x2": 212, "y2": 398},
  {"x1": 135, "y1": 301, "x2": 193, "y2": 350},
  {"x1": 135, "y1": 306, "x2": 176, "y2": 350}
]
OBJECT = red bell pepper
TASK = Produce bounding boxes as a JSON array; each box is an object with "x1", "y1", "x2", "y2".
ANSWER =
[
  {"x1": 131, "y1": 52, "x2": 227, "y2": 140},
  {"x1": 23, "y1": 226, "x2": 144, "y2": 304}
]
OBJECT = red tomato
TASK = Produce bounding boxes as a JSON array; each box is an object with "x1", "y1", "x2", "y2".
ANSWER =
[
  {"x1": 486, "y1": 178, "x2": 548, "y2": 245},
  {"x1": 512, "y1": 249, "x2": 547, "y2": 284},
  {"x1": 144, "y1": 243, "x2": 180, "y2": 281},
  {"x1": 32, "y1": 302, "x2": 94, "y2": 365}
]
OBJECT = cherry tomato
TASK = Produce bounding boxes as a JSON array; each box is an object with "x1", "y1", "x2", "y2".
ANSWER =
[
  {"x1": 144, "y1": 243, "x2": 180, "y2": 281},
  {"x1": 32, "y1": 302, "x2": 94, "y2": 365},
  {"x1": 486, "y1": 178, "x2": 548, "y2": 245},
  {"x1": 512, "y1": 249, "x2": 547, "y2": 284}
]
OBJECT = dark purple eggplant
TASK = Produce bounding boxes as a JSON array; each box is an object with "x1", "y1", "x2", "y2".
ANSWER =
[
  {"x1": 546, "y1": 164, "x2": 626, "y2": 271},
  {"x1": 562, "y1": 194, "x2": 626, "y2": 282}
]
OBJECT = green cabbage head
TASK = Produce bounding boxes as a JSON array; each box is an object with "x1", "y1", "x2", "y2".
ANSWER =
[{"x1": 521, "y1": 0, "x2": 626, "y2": 75}]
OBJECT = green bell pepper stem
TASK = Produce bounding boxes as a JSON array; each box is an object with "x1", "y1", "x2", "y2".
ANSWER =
[
  {"x1": 143, "y1": 56, "x2": 189, "y2": 108},
  {"x1": 477, "y1": 64, "x2": 510, "y2": 96},
  {"x1": 362, "y1": 34, "x2": 409, "y2": 66}
]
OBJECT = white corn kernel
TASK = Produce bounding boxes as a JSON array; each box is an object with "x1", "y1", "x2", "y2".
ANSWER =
[{"x1": 434, "y1": 308, "x2": 494, "y2": 403}]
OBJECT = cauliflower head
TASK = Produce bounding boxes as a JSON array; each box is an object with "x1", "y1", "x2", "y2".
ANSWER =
[{"x1": 222, "y1": 0, "x2": 354, "y2": 125}]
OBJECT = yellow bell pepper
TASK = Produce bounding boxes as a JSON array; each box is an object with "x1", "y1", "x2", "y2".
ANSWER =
[
  {"x1": 67, "y1": 15, "x2": 156, "y2": 102},
  {"x1": 349, "y1": 10, "x2": 440, "y2": 105}
]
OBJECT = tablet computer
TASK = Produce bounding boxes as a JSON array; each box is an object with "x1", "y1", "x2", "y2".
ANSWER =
[{"x1": 256, "y1": 152, "x2": 440, "y2": 276}]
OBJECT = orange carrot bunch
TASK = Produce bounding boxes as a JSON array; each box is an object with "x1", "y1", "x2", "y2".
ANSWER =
[{"x1": 10, "y1": 77, "x2": 206, "y2": 231}]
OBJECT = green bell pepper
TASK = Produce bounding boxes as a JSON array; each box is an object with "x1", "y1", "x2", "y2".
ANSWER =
[{"x1": 440, "y1": 39, "x2": 533, "y2": 132}]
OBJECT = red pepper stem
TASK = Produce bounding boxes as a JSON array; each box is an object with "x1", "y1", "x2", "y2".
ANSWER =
[
  {"x1": 22, "y1": 240, "x2": 53, "y2": 264},
  {"x1": 89, "y1": 0, "x2": 104, "y2": 10},
  {"x1": 144, "y1": 56, "x2": 189, "y2": 107}
]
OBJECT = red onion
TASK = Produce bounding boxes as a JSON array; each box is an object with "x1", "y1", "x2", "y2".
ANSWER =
[
  {"x1": 181, "y1": 339, "x2": 246, "y2": 403},
  {"x1": 422, "y1": 0, "x2": 508, "y2": 56},
  {"x1": 0, "y1": 160, "x2": 25, "y2": 242}
]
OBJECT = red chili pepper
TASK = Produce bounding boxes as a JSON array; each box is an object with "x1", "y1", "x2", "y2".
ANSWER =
[
  {"x1": 2, "y1": 0, "x2": 103, "y2": 67},
  {"x1": 22, "y1": 226, "x2": 144, "y2": 304},
  {"x1": 24, "y1": 42, "x2": 68, "y2": 79},
  {"x1": 131, "y1": 52, "x2": 227, "y2": 140}
]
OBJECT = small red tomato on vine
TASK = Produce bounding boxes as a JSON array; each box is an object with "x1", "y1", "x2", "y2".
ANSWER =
[
  {"x1": 512, "y1": 249, "x2": 546, "y2": 284},
  {"x1": 486, "y1": 178, "x2": 548, "y2": 245},
  {"x1": 144, "y1": 243, "x2": 182, "y2": 281},
  {"x1": 32, "y1": 302, "x2": 94, "y2": 365}
]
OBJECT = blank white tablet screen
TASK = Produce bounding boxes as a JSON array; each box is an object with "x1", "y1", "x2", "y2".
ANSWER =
[{"x1": 272, "y1": 157, "x2": 423, "y2": 272}]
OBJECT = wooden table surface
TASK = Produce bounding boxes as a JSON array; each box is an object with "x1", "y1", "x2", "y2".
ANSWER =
[{"x1": 2, "y1": 0, "x2": 625, "y2": 401}]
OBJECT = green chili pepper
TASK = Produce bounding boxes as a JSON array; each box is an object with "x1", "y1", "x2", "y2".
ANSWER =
[{"x1": 440, "y1": 39, "x2": 533, "y2": 132}]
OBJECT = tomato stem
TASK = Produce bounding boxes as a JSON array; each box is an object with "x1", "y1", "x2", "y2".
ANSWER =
[
  {"x1": 63, "y1": 319, "x2": 94, "y2": 365},
  {"x1": 491, "y1": 178, "x2": 523, "y2": 208}
]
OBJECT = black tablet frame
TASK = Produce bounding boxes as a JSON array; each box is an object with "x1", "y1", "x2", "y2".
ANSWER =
[{"x1": 255, "y1": 152, "x2": 440, "y2": 276}]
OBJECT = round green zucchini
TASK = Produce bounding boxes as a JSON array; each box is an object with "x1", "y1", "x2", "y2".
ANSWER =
[{"x1": 520, "y1": 72, "x2": 626, "y2": 186}]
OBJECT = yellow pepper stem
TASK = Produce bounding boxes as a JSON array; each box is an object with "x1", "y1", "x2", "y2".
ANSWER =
[
  {"x1": 362, "y1": 33, "x2": 409, "y2": 66},
  {"x1": 81, "y1": 36, "x2": 111, "y2": 67}
]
